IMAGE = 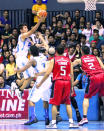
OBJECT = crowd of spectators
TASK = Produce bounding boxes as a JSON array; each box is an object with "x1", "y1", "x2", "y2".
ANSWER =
[
  {"x1": 0, "y1": 9, "x2": 104, "y2": 87},
  {"x1": 0, "y1": 8, "x2": 104, "y2": 119}
]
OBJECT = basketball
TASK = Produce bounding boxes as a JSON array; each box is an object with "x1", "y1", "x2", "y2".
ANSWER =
[{"x1": 37, "y1": 10, "x2": 47, "y2": 18}]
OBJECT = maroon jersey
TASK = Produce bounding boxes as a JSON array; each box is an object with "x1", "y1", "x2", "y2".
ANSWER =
[
  {"x1": 81, "y1": 55, "x2": 104, "y2": 76},
  {"x1": 52, "y1": 56, "x2": 71, "y2": 81}
]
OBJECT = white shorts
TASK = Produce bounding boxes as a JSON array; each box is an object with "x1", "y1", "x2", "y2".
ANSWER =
[
  {"x1": 28, "y1": 76, "x2": 52, "y2": 102},
  {"x1": 16, "y1": 56, "x2": 35, "y2": 79}
]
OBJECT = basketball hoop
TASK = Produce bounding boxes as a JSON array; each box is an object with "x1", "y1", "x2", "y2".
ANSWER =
[{"x1": 83, "y1": 0, "x2": 97, "y2": 11}]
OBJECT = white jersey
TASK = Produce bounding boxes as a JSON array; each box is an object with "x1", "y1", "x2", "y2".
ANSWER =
[
  {"x1": 16, "y1": 34, "x2": 31, "y2": 57},
  {"x1": 33, "y1": 54, "x2": 47, "y2": 73},
  {"x1": 28, "y1": 54, "x2": 52, "y2": 102}
]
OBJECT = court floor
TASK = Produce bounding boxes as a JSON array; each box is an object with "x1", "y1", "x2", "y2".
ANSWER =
[{"x1": 0, "y1": 120, "x2": 104, "y2": 131}]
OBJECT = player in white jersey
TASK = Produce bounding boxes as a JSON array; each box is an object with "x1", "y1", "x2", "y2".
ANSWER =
[
  {"x1": 15, "y1": 16, "x2": 46, "y2": 94},
  {"x1": 15, "y1": 45, "x2": 53, "y2": 126}
]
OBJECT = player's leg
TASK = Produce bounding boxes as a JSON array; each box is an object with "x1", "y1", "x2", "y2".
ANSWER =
[
  {"x1": 43, "y1": 101, "x2": 50, "y2": 125},
  {"x1": 16, "y1": 77, "x2": 33, "y2": 99},
  {"x1": 79, "y1": 98, "x2": 89, "y2": 126},
  {"x1": 24, "y1": 101, "x2": 38, "y2": 125},
  {"x1": 56, "y1": 105, "x2": 62, "y2": 123},
  {"x1": 66, "y1": 104, "x2": 79, "y2": 128},
  {"x1": 20, "y1": 77, "x2": 33, "y2": 90},
  {"x1": 70, "y1": 96, "x2": 81, "y2": 122}
]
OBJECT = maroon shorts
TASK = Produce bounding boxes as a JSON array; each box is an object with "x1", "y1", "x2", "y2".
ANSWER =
[
  {"x1": 84, "y1": 73, "x2": 104, "y2": 98},
  {"x1": 49, "y1": 80, "x2": 71, "y2": 105}
]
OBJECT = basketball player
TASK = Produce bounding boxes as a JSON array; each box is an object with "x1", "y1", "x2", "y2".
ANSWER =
[
  {"x1": 36, "y1": 44, "x2": 78, "y2": 129},
  {"x1": 15, "y1": 16, "x2": 46, "y2": 97},
  {"x1": 73, "y1": 45, "x2": 104, "y2": 125},
  {"x1": 15, "y1": 45, "x2": 52, "y2": 126}
]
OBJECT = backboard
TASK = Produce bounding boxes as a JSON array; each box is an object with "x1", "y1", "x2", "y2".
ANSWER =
[
  {"x1": 57, "y1": 0, "x2": 83, "y2": 3},
  {"x1": 57, "y1": 0, "x2": 104, "y2": 3},
  {"x1": 97, "y1": 0, "x2": 104, "y2": 4}
]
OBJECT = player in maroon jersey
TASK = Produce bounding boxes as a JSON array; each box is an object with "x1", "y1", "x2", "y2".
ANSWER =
[
  {"x1": 36, "y1": 44, "x2": 78, "y2": 129},
  {"x1": 73, "y1": 45, "x2": 104, "y2": 126}
]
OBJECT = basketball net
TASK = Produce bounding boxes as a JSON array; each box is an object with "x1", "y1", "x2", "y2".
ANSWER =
[{"x1": 83, "y1": 0, "x2": 97, "y2": 11}]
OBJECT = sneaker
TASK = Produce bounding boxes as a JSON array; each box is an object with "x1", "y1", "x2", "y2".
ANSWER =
[
  {"x1": 69, "y1": 122, "x2": 79, "y2": 128},
  {"x1": 24, "y1": 117, "x2": 38, "y2": 125},
  {"x1": 45, "y1": 118, "x2": 50, "y2": 125},
  {"x1": 56, "y1": 114, "x2": 62, "y2": 123},
  {"x1": 46, "y1": 122, "x2": 57, "y2": 129},
  {"x1": 15, "y1": 89, "x2": 23, "y2": 99},
  {"x1": 79, "y1": 118, "x2": 88, "y2": 126}
]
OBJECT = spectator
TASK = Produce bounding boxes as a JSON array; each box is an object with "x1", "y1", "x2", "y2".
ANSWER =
[
  {"x1": 68, "y1": 33, "x2": 77, "y2": 45},
  {"x1": 72, "y1": 27, "x2": 82, "y2": 42},
  {"x1": 39, "y1": 23, "x2": 46, "y2": 34},
  {"x1": 93, "y1": 11, "x2": 104, "y2": 27},
  {"x1": 67, "y1": 44, "x2": 76, "y2": 62},
  {"x1": 1, "y1": 43, "x2": 9, "y2": 58},
  {"x1": 48, "y1": 34, "x2": 58, "y2": 47},
  {"x1": 10, "y1": 38, "x2": 17, "y2": 56},
  {"x1": 1, "y1": 24, "x2": 12, "y2": 45},
  {"x1": 92, "y1": 48, "x2": 100, "y2": 57},
  {"x1": 0, "y1": 10, "x2": 11, "y2": 32},
  {"x1": 0, "y1": 75, "x2": 11, "y2": 89},
  {"x1": 44, "y1": 28, "x2": 51, "y2": 43},
  {"x1": 32, "y1": 0, "x2": 47, "y2": 24},
  {"x1": 82, "y1": 22, "x2": 92, "y2": 43},
  {"x1": 65, "y1": 28, "x2": 71, "y2": 42},
  {"x1": 56, "y1": 11, "x2": 70, "y2": 26},
  {"x1": 2, "y1": 50, "x2": 10, "y2": 66},
  {"x1": 6, "y1": 54, "x2": 17, "y2": 86},
  {"x1": 90, "y1": 31, "x2": 104, "y2": 50},
  {"x1": 9, "y1": 28, "x2": 18, "y2": 42},
  {"x1": 80, "y1": 34, "x2": 89, "y2": 47},
  {"x1": 90, "y1": 40, "x2": 97, "y2": 53},
  {"x1": 53, "y1": 20, "x2": 65, "y2": 43},
  {"x1": 92, "y1": 20, "x2": 104, "y2": 36},
  {"x1": 73, "y1": 71, "x2": 88, "y2": 90},
  {"x1": 66, "y1": 16, "x2": 72, "y2": 28},
  {"x1": 79, "y1": 16, "x2": 86, "y2": 27},
  {"x1": 75, "y1": 43, "x2": 82, "y2": 59},
  {"x1": 89, "y1": 29, "x2": 104, "y2": 43},
  {"x1": 73, "y1": 10, "x2": 80, "y2": 28}
]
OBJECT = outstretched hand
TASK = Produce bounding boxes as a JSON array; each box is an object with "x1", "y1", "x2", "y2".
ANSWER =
[{"x1": 38, "y1": 16, "x2": 46, "y2": 23}]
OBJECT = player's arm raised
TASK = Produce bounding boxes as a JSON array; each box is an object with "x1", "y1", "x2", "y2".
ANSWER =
[
  {"x1": 36, "y1": 59, "x2": 54, "y2": 88},
  {"x1": 72, "y1": 59, "x2": 81, "y2": 67},
  {"x1": 96, "y1": 56, "x2": 104, "y2": 70},
  {"x1": 38, "y1": 32, "x2": 49, "y2": 51},
  {"x1": 15, "y1": 59, "x2": 36, "y2": 73},
  {"x1": 21, "y1": 17, "x2": 46, "y2": 41}
]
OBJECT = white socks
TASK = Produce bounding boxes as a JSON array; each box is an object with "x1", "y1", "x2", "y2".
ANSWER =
[
  {"x1": 52, "y1": 120, "x2": 56, "y2": 124},
  {"x1": 69, "y1": 119, "x2": 73, "y2": 123}
]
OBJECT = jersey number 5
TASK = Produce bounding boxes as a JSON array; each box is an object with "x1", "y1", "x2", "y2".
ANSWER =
[{"x1": 60, "y1": 66, "x2": 66, "y2": 76}]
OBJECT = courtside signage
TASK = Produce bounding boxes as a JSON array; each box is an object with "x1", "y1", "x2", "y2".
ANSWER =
[{"x1": 0, "y1": 89, "x2": 28, "y2": 119}]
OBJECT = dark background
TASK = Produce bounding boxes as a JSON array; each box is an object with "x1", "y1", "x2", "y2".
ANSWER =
[{"x1": 0, "y1": 0, "x2": 104, "y2": 11}]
